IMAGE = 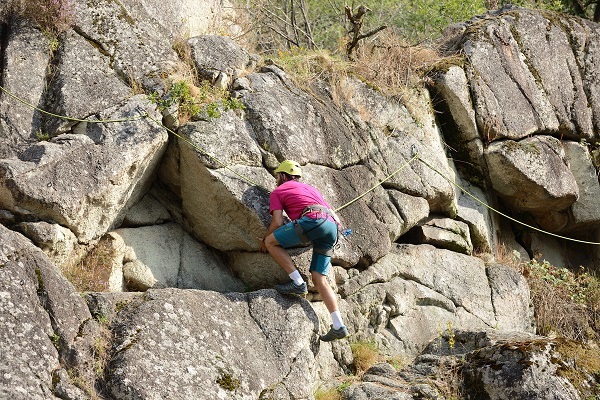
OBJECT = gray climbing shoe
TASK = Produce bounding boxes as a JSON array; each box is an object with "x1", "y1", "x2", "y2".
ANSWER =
[
  {"x1": 320, "y1": 325, "x2": 349, "y2": 342},
  {"x1": 274, "y1": 281, "x2": 308, "y2": 296}
]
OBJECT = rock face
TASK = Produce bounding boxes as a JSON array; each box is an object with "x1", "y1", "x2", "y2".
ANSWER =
[
  {"x1": 106, "y1": 289, "x2": 325, "y2": 399},
  {"x1": 435, "y1": 6, "x2": 600, "y2": 240},
  {"x1": 1, "y1": 4, "x2": 600, "y2": 400},
  {"x1": 0, "y1": 98, "x2": 168, "y2": 243},
  {"x1": 0, "y1": 224, "x2": 90, "y2": 399},
  {"x1": 343, "y1": 331, "x2": 583, "y2": 400}
]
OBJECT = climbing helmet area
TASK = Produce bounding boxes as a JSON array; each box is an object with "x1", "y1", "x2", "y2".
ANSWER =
[{"x1": 275, "y1": 160, "x2": 302, "y2": 177}]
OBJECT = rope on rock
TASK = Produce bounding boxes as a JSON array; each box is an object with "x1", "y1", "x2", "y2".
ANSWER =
[
  {"x1": 143, "y1": 113, "x2": 269, "y2": 191},
  {"x1": 333, "y1": 154, "x2": 418, "y2": 212},
  {"x1": 417, "y1": 155, "x2": 600, "y2": 246},
  {"x1": 0, "y1": 83, "x2": 268, "y2": 190},
  {"x1": 4, "y1": 82, "x2": 600, "y2": 245},
  {"x1": 0, "y1": 84, "x2": 146, "y2": 123}
]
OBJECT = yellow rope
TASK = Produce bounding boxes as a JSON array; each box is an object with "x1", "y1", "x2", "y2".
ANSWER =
[
  {"x1": 5, "y1": 81, "x2": 600, "y2": 245},
  {"x1": 0, "y1": 82, "x2": 267, "y2": 190},
  {"x1": 143, "y1": 114, "x2": 269, "y2": 191},
  {"x1": 417, "y1": 156, "x2": 600, "y2": 245},
  {"x1": 0, "y1": 84, "x2": 146, "y2": 123},
  {"x1": 334, "y1": 153, "x2": 419, "y2": 212}
]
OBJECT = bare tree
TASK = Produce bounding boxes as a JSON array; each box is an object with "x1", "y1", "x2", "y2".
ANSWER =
[
  {"x1": 345, "y1": 4, "x2": 387, "y2": 60},
  {"x1": 244, "y1": 0, "x2": 316, "y2": 52}
]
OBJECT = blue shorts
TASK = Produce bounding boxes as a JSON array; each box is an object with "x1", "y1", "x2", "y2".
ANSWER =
[{"x1": 273, "y1": 216, "x2": 338, "y2": 275}]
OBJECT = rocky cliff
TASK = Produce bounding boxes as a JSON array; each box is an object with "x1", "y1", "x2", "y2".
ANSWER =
[{"x1": 1, "y1": 2, "x2": 599, "y2": 399}]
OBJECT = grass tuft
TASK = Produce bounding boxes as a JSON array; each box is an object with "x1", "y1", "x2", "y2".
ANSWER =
[
  {"x1": 350, "y1": 339, "x2": 381, "y2": 374},
  {"x1": 352, "y1": 29, "x2": 443, "y2": 97},
  {"x1": 60, "y1": 240, "x2": 114, "y2": 293}
]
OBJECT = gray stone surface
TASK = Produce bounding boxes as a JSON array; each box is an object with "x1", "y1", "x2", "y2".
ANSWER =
[
  {"x1": 0, "y1": 19, "x2": 50, "y2": 157},
  {"x1": 0, "y1": 97, "x2": 168, "y2": 242},
  {"x1": 106, "y1": 289, "x2": 321, "y2": 399},
  {"x1": 485, "y1": 136, "x2": 579, "y2": 218},
  {"x1": 0, "y1": 224, "x2": 90, "y2": 399},
  {"x1": 188, "y1": 35, "x2": 260, "y2": 83}
]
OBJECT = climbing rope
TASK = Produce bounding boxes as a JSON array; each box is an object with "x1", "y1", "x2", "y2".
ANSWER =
[
  {"x1": 333, "y1": 153, "x2": 418, "y2": 213},
  {"x1": 417, "y1": 156, "x2": 600, "y2": 246},
  {"x1": 143, "y1": 113, "x2": 268, "y2": 191},
  {"x1": 0, "y1": 84, "x2": 145, "y2": 123},
  {"x1": 0, "y1": 83, "x2": 268, "y2": 190},
  {"x1": 2, "y1": 82, "x2": 600, "y2": 245}
]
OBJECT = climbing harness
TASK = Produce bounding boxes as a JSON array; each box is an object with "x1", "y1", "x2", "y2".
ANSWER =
[{"x1": 293, "y1": 205, "x2": 338, "y2": 256}]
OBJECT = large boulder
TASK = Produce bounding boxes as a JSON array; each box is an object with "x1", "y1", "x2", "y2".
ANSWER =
[
  {"x1": 241, "y1": 67, "x2": 372, "y2": 169},
  {"x1": 0, "y1": 224, "x2": 91, "y2": 399},
  {"x1": 443, "y1": 8, "x2": 599, "y2": 141},
  {"x1": 484, "y1": 136, "x2": 579, "y2": 222},
  {"x1": 72, "y1": 0, "x2": 180, "y2": 90},
  {"x1": 106, "y1": 222, "x2": 245, "y2": 292},
  {"x1": 343, "y1": 331, "x2": 585, "y2": 400},
  {"x1": 340, "y1": 244, "x2": 534, "y2": 358},
  {"x1": 119, "y1": 0, "x2": 236, "y2": 39},
  {"x1": 0, "y1": 97, "x2": 168, "y2": 242},
  {"x1": 188, "y1": 35, "x2": 260, "y2": 86},
  {"x1": 44, "y1": 31, "x2": 132, "y2": 134},
  {"x1": 562, "y1": 141, "x2": 600, "y2": 231},
  {"x1": 343, "y1": 79, "x2": 458, "y2": 216},
  {"x1": 105, "y1": 288, "x2": 340, "y2": 399}
]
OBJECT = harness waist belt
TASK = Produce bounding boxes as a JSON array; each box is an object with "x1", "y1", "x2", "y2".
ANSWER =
[{"x1": 301, "y1": 205, "x2": 334, "y2": 218}]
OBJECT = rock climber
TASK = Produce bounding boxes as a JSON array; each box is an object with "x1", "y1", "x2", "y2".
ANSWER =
[{"x1": 258, "y1": 160, "x2": 349, "y2": 342}]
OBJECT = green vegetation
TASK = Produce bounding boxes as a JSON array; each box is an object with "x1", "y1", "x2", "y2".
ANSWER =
[
  {"x1": 350, "y1": 339, "x2": 380, "y2": 374},
  {"x1": 50, "y1": 333, "x2": 61, "y2": 350},
  {"x1": 522, "y1": 258, "x2": 600, "y2": 341},
  {"x1": 314, "y1": 386, "x2": 342, "y2": 400},
  {"x1": 35, "y1": 130, "x2": 51, "y2": 141},
  {"x1": 216, "y1": 369, "x2": 241, "y2": 391},
  {"x1": 555, "y1": 339, "x2": 600, "y2": 398},
  {"x1": 268, "y1": 35, "x2": 442, "y2": 105},
  {"x1": 238, "y1": 0, "x2": 597, "y2": 56},
  {"x1": 148, "y1": 80, "x2": 245, "y2": 123}
]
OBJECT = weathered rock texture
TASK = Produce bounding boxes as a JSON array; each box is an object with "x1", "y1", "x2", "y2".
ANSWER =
[
  {"x1": 1, "y1": 3, "x2": 600, "y2": 400},
  {"x1": 435, "y1": 6, "x2": 600, "y2": 243}
]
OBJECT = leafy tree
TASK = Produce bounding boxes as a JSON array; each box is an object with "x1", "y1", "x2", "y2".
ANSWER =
[{"x1": 238, "y1": 0, "x2": 600, "y2": 56}]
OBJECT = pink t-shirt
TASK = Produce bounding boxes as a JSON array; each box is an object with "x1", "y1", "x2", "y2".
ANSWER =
[{"x1": 270, "y1": 180, "x2": 333, "y2": 221}]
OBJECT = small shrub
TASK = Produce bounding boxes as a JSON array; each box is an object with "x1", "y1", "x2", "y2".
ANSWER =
[
  {"x1": 149, "y1": 79, "x2": 244, "y2": 123},
  {"x1": 216, "y1": 369, "x2": 240, "y2": 391},
  {"x1": 314, "y1": 387, "x2": 342, "y2": 400},
  {"x1": 350, "y1": 339, "x2": 380, "y2": 374},
  {"x1": 66, "y1": 321, "x2": 112, "y2": 399},
  {"x1": 523, "y1": 259, "x2": 600, "y2": 341},
  {"x1": 36, "y1": 130, "x2": 51, "y2": 141},
  {"x1": 3, "y1": 0, "x2": 75, "y2": 36},
  {"x1": 555, "y1": 339, "x2": 600, "y2": 399},
  {"x1": 492, "y1": 242, "x2": 523, "y2": 270},
  {"x1": 430, "y1": 358, "x2": 464, "y2": 400},
  {"x1": 353, "y1": 29, "x2": 443, "y2": 97},
  {"x1": 268, "y1": 37, "x2": 443, "y2": 107}
]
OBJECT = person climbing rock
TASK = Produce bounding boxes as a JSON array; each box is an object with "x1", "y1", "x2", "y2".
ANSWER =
[{"x1": 258, "y1": 160, "x2": 349, "y2": 342}]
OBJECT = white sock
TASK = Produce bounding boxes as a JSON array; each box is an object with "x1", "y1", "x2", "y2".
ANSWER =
[
  {"x1": 331, "y1": 310, "x2": 344, "y2": 330},
  {"x1": 289, "y1": 270, "x2": 304, "y2": 285}
]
